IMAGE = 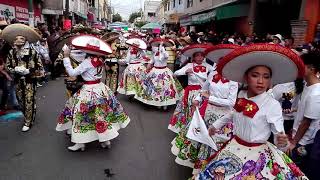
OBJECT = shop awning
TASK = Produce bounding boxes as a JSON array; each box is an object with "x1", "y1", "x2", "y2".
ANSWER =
[
  {"x1": 42, "y1": 9, "x2": 63, "y2": 15},
  {"x1": 75, "y1": 12, "x2": 87, "y2": 19},
  {"x1": 180, "y1": 15, "x2": 192, "y2": 26},
  {"x1": 191, "y1": 10, "x2": 216, "y2": 25},
  {"x1": 216, "y1": 4, "x2": 250, "y2": 20}
]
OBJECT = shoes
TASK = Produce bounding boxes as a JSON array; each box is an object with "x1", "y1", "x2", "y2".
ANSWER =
[
  {"x1": 22, "y1": 125, "x2": 30, "y2": 132},
  {"x1": 36, "y1": 83, "x2": 43, "y2": 88},
  {"x1": 67, "y1": 143, "x2": 85, "y2": 152},
  {"x1": 101, "y1": 141, "x2": 111, "y2": 149},
  {"x1": 66, "y1": 129, "x2": 72, "y2": 135}
]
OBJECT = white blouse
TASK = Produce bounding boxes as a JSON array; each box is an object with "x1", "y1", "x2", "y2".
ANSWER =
[
  {"x1": 125, "y1": 48, "x2": 146, "y2": 64},
  {"x1": 151, "y1": 46, "x2": 169, "y2": 67},
  {"x1": 63, "y1": 57, "x2": 103, "y2": 81},
  {"x1": 195, "y1": 75, "x2": 238, "y2": 108},
  {"x1": 213, "y1": 91, "x2": 284, "y2": 143},
  {"x1": 174, "y1": 62, "x2": 214, "y2": 86}
]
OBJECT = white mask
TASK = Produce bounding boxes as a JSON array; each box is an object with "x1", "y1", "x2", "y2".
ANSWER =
[{"x1": 70, "y1": 50, "x2": 86, "y2": 63}]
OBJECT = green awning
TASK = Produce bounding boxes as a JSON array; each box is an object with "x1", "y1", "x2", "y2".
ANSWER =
[
  {"x1": 216, "y1": 4, "x2": 249, "y2": 20},
  {"x1": 191, "y1": 10, "x2": 216, "y2": 25}
]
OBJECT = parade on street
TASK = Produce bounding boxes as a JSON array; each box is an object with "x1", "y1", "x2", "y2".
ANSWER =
[{"x1": 0, "y1": 0, "x2": 320, "y2": 179}]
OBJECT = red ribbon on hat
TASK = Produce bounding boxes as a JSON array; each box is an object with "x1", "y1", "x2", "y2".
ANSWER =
[
  {"x1": 234, "y1": 98, "x2": 259, "y2": 118},
  {"x1": 86, "y1": 44, "x2": 100, "y2": 50},
  {"x1": 212, "y1": 74, "x2": 229, "y2": 83},
  {"x1": 91, "y1": 57, "x2": 103, "y2": 67}
]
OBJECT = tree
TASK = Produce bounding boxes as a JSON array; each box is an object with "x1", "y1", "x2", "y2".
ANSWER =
[
  {"x1": 134, "y1": 21, "x2": 147, "y2": 28},
  {"x1": 112, "y1": 13, "x2": 122, "y2": 22},
  {"x1": 128, "y1": 10, "x2": 142, "y2": 23}
]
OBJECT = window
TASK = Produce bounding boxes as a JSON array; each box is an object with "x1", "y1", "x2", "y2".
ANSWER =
[
  {"x1": 179, "y1": 0, "x2": 181, "y2": 5},
  {"x1": 173, "y1": 0, "x2": 176, "y2": 8},
  {"x1": 187, "y1": 0, "x2": 193, "y2": 8},
  {"x1": 148, "y1": 12, "x2": 155, "y2": 17}
]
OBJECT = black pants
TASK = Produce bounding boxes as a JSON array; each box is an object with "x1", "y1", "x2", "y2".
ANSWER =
[
  {"x1": 308, "y1": 130, "x2": 320, "y2": 180},
  {"x1": 0, "y1": 77, "x2": 8, "y2": 110}
]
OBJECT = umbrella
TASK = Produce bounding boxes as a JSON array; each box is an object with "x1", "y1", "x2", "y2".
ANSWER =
[{"x1": 141, "y1": 22, "x2": 162, "y2": 30}]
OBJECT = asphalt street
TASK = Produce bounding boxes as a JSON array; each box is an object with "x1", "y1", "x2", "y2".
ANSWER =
[{"x1": 0, "y1": 78, "x2": 191, "y2": 180}]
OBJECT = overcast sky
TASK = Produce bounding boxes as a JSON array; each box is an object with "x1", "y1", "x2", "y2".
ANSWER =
[{"x1": 111, "y1": 0, "x2": 145, "y2": 20}]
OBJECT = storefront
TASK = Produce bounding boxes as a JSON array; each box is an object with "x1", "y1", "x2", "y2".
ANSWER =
[
  {"x1": 0, "y1": 0, "x2": 42, "y2": 25},
  {"x1": 191, "y1": 9, "x2": 216, "y2": 32},
  {"x1": 179, "y1": 15, "x2": 192, "y2": 33}
]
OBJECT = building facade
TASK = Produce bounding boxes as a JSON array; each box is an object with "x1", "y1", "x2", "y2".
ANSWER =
[{"x1": 144, "y1": 0, "x2": 161, "y2": 22}]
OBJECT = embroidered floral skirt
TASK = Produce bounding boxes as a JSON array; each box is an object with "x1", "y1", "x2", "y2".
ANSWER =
[
  {"x1": 117, "y1": 63, "x2": 146, "y2": 96},
  {"x1": 170, "y1": 104, "x2": 231, "y2": 170},
  {"x1": 56, "y1": 82, "x2": 130, "y2": 144},
  {"x1": 193, "y1": 104, "x2": 233, "y2": 174},
  {"x1": 194, "y1": 137, "x2": 307, "y2": 180},
  {"x1": 134, "y1": 67, "x2": 183, "y2": 106},
  {"x1": 168, "y1": 85, "x2": 201, "y2": 134}
]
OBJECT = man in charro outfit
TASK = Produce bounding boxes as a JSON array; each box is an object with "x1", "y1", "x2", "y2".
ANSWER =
[{"x1": 2, "y1": 24, "x2": 44, "y2": 132}]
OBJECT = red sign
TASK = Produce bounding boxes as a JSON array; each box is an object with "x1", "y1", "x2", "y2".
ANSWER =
[
  {"x1": 0, "y1": 0, "x2": 42, "y2": 22},
  {"x1": 63, "y1": 19, "x2": 72, "y2": 30}
]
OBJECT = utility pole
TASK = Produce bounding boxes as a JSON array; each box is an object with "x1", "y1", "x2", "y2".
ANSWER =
[
  {"x1": 98, "y1": 0, "x2": 100, "y2": 22},
  {"x1": 64, "y1": 0, "x2": 70, "y2": 19},
  {"x1": 28, "y1": 0, "x2": 34, "y2": 27}
]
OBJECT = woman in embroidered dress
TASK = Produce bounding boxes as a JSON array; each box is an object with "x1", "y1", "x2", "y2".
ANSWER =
[
  {"x1": 135, "y1": 38, "x2": 183, "y2": 110},
  {"x1": 170, "y1": 44, "x2": 239, "y2": 171},
  {"x1": 117, "y1": 38, "x2": 149, "y2": 98},
  {"x1": 194, "y1": 44, "x2": 308, "y2": 180},
  {"x1": 191, "y1": 45, "x2": 240, "y2": 174},
  {"x1": 56, "y1": 35, "x2": 130, "y2": 151}
]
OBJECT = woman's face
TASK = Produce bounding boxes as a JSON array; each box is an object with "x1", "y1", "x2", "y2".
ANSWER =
[
  {"x1": 245, "y1": 66, "x2": 272, "y2": 96},
  {"x1": 272, "y1": 37, "x2": 280, "y2": 44},
  {"x1": 193, "y1": 52, "x2": 205, "y2": 64}
]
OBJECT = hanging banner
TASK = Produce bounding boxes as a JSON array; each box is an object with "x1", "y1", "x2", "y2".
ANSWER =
[{"x1": 63, "y1": 19, "x2": 72, "y2": 30}]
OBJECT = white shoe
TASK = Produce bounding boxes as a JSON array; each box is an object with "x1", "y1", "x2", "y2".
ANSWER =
[
  {"x1": 163, "y1": 106, "x2": 168, "y2": 111},
  {"x1": 67, "y1": 143, "x2": 85, "y2": 152},
  {"x1": 66, "y1": 129, "x2": 72, "y2": 135},
  {"x1": 22, "y1": 125, "x2": 30, "y2": 132},
  {"x1": 101, "y1": 141, "x2": 111, "y2": 149}
]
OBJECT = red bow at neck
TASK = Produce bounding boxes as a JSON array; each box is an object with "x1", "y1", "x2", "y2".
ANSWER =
[
  {"x1": 193, "y1": 64, "x2": 206, "y2": 73},
  {"x1": 234, "y1": 98, "x2": 259, "y2": 118},
  {"x1": 212, "y1": 74, "x2": 230, "y2": 84},
  {"x1": 155, "y1": 51, "x2": 160, "y2": 56},
  {"x1": 130, "y1": 48, "x2": 138, "y2": 55},
  {"x1": 91, "y1": 57, "x2": 103, "y2": 67}
]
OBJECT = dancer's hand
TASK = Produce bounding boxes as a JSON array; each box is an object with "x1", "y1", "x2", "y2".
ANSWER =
[
  {"x1": 208, "y1": 126, "x2": 217, "y2": 136},
  {"x1": 185, "y1": 68, "x2": 193, "y2": 74},
  {"x1": 201, "y1": 91, "x2": 210, "y2": 99}
]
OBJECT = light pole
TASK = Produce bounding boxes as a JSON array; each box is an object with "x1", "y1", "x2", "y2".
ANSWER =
[{"x1": 28, "y1": 0, "x2": 34, "y2": 27}]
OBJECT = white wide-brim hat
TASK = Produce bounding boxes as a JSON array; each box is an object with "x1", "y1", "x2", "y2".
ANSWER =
[
  {"x1": 126, "y1": 38, "x2": 147, "y2": 50},
  {"x1": 71, "y1": 35, "x2": 112, "y2": 56},
  {"x1": 1, "y1": 24, "x2": 41, "y2": 45},
  {"x1": 204, "y1": 44, "x2": 240, "y2": 63},
  {"x1": 181, "y1": 44, "x2": 212, "y2": 57},
  {"x1": 149, "y1": 38, "x2": 174, "y2": 47},
  {"x1": 217, "y1": 44, "x2": 305, "y2": 85}
]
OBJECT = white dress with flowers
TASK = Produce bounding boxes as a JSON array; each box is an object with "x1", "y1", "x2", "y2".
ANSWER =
[
  {"x1": 194, "y1": 91, "x2": 307, "y2": 180},
  {"x1": 56, "y1": 57, "x2": 130, "y2": 143},
  {"x1": 117, "y1": 48, "x2": 147, "y2": 96},
  {"x1": 168, "y1": 62, "x2": 214, "y2": 133},
  {"x1": 134, "y1": 46, "x2": 183, "y2": 106}
]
